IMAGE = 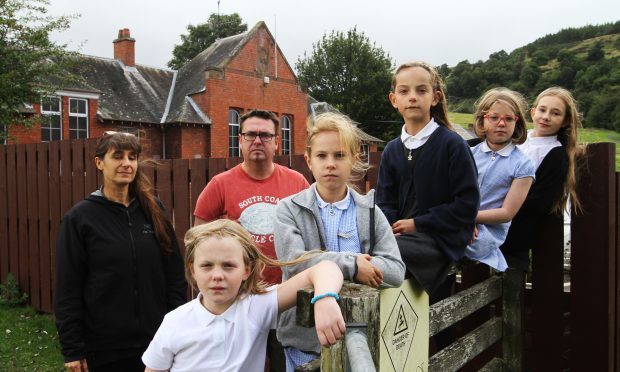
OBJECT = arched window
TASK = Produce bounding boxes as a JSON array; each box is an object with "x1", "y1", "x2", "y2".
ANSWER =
[
  {"x1": 281, "y1": 115, "x2": 292, "y2": 155},
  {"x1": 229, "y1": 109, "x2": 240, "y2": 157}
]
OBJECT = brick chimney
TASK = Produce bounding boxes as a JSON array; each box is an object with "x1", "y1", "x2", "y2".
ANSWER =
[{"x1": 113, "y1": 28, "x2": 135, "y2": 67}]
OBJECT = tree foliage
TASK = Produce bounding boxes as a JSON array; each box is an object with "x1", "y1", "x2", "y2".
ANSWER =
[
  {"x1": 444, "y1": 21, "x2": 620, "y2": 130},
  {"x1": 296, "y1": 27, "x2": 396, "y2": 139},
  {"x1": 0, "y1": 0, "x2": 79, "y2": 138},
  {"x1": 168, "y1": 13, "x2": 247, "y2": 69}
]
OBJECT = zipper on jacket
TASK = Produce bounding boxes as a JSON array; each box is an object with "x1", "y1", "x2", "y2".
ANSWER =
[{"x1": 126, "y1": 209, "x2": 140, "y2": 321}]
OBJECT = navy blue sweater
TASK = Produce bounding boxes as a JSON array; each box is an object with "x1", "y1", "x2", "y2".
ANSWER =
[{"x1": 377, "y1": 126, "x2": 480, "y2": 261}]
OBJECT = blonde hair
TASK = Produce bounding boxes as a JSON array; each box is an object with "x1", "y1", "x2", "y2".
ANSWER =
[
  {"x1": 184, "y1": 219, "x2": 317, "y2": 295},
  {"x1": 473, "y1": 88, "x2": 528, "y2": 144},
  {"x1": 533, "y1": 87, "x2": 584, "y2": 213},
  {"x1": 391, "y1": 61, "x2": 453, "y2": 130},
  {"x1": 307, "y1": 112, "x2": 370, "y2": 185}
]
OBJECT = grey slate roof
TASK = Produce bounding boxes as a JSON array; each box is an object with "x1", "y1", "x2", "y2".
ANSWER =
[
  {"x1": 164, "y1": 22, "x2": 266, "y2": 124},
  {"x1": 65, "y1": 55, "x2": 175, "y2": 124},
  {"x1": 64, "y1": 23, "x2": 269, "y2": 125}
]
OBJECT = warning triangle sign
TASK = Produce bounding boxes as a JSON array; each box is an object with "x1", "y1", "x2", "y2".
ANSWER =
[{"x1": 393, "y1": 305, "x2": 408, "y2": 336}]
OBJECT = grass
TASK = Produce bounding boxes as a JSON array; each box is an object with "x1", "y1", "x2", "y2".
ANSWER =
[
  {"x1": 0, "y1": 305, "x2": 64, "y2": 371},
  {"x1": 448, "y1": 112, "x2": 619, "y2": 171}
]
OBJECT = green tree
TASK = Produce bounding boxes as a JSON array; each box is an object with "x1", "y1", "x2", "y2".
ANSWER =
[
  {"x1": 296, "y1": 27, "x2": 395, "y2": 138},
  {"x1": 168, "y1": 13, "x2": 247, "y2": 69},
  {"x1": 0, "y1": 0, "x2": 78, "y2": 139}
]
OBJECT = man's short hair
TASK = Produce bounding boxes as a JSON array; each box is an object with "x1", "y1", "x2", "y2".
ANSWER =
[{"x1": 240, "y1": 110, "x2": 279, "y2": 133}]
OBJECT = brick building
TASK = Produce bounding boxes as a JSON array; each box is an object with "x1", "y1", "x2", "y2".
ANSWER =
[{"x1": 3, "y1": 22, "x2": 324, "y2": 159}]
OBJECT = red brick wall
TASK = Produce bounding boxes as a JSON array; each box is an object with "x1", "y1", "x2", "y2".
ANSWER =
[
  {"x1": 200, "y1": 26, "x2": 308, "y2": 158},
  {"x1": 180, "y1": 126, "x2": 209, "y2": 159}
]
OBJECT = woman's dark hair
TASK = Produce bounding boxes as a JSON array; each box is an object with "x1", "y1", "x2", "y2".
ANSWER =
[{"x1": 95, "y1": 132, "x2": 174, "y2": 254}]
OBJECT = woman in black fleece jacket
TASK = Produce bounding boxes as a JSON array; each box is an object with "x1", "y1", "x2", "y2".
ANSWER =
[{"x1": 54, "y1": 132, "x2": 186, "y2": 372}]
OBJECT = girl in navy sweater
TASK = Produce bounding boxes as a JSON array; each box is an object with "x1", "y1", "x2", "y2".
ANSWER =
[
  {"x1": 500, "y1": 87, "x2": 584, "y2": 269},
  {"x1": 376, "y1": 61, "x2": 480, "y2": 295}
]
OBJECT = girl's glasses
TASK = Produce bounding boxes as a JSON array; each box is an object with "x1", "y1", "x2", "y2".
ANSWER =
[{"x1": 483, "y1": 114, "x2": 518, "y2": 125}]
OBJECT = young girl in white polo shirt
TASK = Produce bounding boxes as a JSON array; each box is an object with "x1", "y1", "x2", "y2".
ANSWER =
[{"x1": 142, "y1": 219, "x2": 345, "y2": 372}]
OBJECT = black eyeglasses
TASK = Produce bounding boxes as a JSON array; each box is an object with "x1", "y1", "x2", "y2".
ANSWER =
[{"x1": 240, "y1": 132, "x2": 276, "y2": 142}]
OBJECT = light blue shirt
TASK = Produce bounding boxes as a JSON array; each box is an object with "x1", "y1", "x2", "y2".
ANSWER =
[
  {"x1": 314, "y1": 188, "x2": 361, "y2": 254},
  {"x1": 467, "y1": 141, "x2": 535, "y2": 271}
]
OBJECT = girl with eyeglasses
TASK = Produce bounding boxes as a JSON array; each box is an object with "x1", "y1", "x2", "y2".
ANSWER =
[{"x1": 466, "y1": 88, "x2": 535, "y2": 271}]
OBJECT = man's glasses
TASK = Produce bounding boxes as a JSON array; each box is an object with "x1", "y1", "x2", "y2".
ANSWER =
[
  {"x1": 483, "y1": 114, "x2": 518, "y2": 125},
  {"x1": 240, "y1": 132, "x2": 276, "y2": 142}
]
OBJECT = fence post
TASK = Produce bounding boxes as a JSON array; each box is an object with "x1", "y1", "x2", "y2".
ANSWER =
[
  {"x1": 297, "y1": 282, "x2": 380, "y2": 371},
  {"x1": 571, "y1": 142, "x2": 617, "y2": 371},
  {"x1": 502, "y1": 269, "x2": 523, "y2": 371}
]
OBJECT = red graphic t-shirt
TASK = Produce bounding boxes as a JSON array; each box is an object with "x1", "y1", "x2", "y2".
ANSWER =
[{"x1": 194, "y1": 164, "x2": 309, "y2": 284}]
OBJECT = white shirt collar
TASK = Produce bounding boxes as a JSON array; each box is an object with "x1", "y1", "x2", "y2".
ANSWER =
[
  {"x1": 400, "y1": 119, "x2": 439, "y2": 150},
  {"x1": 480, "y1": 141, "x2": 516, "y2": 157},
  {"x1": 193, "y1": 293, "x2": 238, "y2": 326},
  {"x1": 526, "y1": 130, "x2": 559, "y2": 145},
  {"x1": 314, "y1": 185, "x2": 351, "y2": 210}
]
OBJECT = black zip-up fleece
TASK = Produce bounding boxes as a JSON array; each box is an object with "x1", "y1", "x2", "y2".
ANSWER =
[{"x1": 54, "y1": 191, "x2": 187, "y2": 364}]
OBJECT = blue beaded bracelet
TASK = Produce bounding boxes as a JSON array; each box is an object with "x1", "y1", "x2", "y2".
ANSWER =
[{"x1": 310, "y1": 292, "x2": 340, "y2": 304}]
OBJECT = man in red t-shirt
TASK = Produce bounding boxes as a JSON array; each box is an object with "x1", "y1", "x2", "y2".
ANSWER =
[{"x1": 193, "y1": 109, "x2": 309, "y2": 372}]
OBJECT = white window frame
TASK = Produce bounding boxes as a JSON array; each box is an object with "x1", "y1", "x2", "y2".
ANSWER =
[
  {"x1": 69, "y1": 98, "x2": 88, "y2": 139},
  {"x1": 361, "y1": 143, "x2": 370, "y2": 163},
  {"x1": 229, "y1": 109, "x2": 240, "y2": 157},
  {"x1": 41, "y1": 96, "x2": 62, "y2": 142},
  {"x1": 281, "y1": 115, "x2": 292, "y2": 155}
]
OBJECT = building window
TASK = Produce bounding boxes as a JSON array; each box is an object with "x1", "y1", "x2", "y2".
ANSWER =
[
  {"x1": 281, "y1": 115, "x2": 291, "y2": 155},
  {"x1": 361, "y1": 143, "x2": 369, "y2": 163},
  {"x1": 229, "y1": 109, "x2": 240, "y2": 157},
  {"x1": 69, "y1": 98, "x2": 88, "y2": 139},
  {"x1": 41, "y1": 97, "x2": 61, "y2": 141}
]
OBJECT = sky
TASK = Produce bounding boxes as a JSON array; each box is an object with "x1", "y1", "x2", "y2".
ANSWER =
[{"x1": 47, "y1": 0, "x2": 620, "y2": 71}]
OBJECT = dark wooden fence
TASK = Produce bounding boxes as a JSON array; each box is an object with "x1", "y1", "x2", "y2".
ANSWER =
[{"x1": 0, "y1": 138, "x2": 617, "y2": 370}]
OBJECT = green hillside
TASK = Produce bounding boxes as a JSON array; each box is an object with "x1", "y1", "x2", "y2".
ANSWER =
[{"x1": 444, "y1": 21, "x2": 620, "y2": 131}]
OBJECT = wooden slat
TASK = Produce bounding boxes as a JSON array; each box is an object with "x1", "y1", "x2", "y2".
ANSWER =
[
  {"x1": 616, "y1": 171, "x2": 619, "y2": 372},
  {"x1": 172, "y1": 159, "x2": 189, "y2": 251},
  {"x1": 26, "y1": 144, "x2": 40, "y2": 309},
  {"x1": 531, "y1": 212, "x2": 564, "y2": 370},
  {"x1": 6, "y1": 146, "x2": 18, "y2": 279},
  {"x1": 16, "y1": 145, "x2": 29, "y2": 293},
  {"x1": 570, "y1": 143, "x2": 616, "y2": 371},
  {"x1": 208, "y1": 158, "x2": 226, "y2": 181},
  {"x1": 189, "y1": 159, "x2": 207, "y2": 226},
  {"x1": 430, "y1": 275, "x2": 502, "y2": 336},
  {"x1": 290, "y1": 154, "x2": 312, "y2": 184},
  {"x1": 71, "y1": 140, "x2": 85, "y2": 204},
  {"x1": 59, "y1": 140, "x2": 73, "y2": 218},
  {"x1": 155, "y1": 160, "x2": 173, "y2": 221},
  {"x1": 227, "y1": 156, "x2": 242, "y2": 169},
  {"x1": 428, "y1": 317, "x2": 502, "y2": 372},
  {"x1": 84, "y1": 138, "x2": 98, "y2": 194},
  {"x1": 478, "y1": 357, "x2": 504, "y2": 372},
  {"x1": 367, "y1": 152, "x2": 381, "y2": 190},
  {"x1": 0, "y1": 145, "x2": 8, "y2": 281},
  {"x1": 48, "y1": 141, "x2": 62, "y2": 303},
  {"x1": 37, "y1": 143, "x2": 52, "y2": 312},
  {"x1": 502, "y1": 269, "x2": 524, "y2": 372}
]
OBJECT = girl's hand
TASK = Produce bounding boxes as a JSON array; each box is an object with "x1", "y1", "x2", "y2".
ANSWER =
[
  {"x1": 313, "y1": 297, "x2": 346, "y2": 347},
  {"x1": 355, "y1": 254, "x2": 383, "y2": 288},
  {"x1": 470, "y1": 225, "x2": 479, "y2": 244},
  {"x1": 64, "y1": 359, "x2": 88, "y2": 372},
  {"x1": 392, "y1": 219, "x2": 415, "y2": 235}
]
